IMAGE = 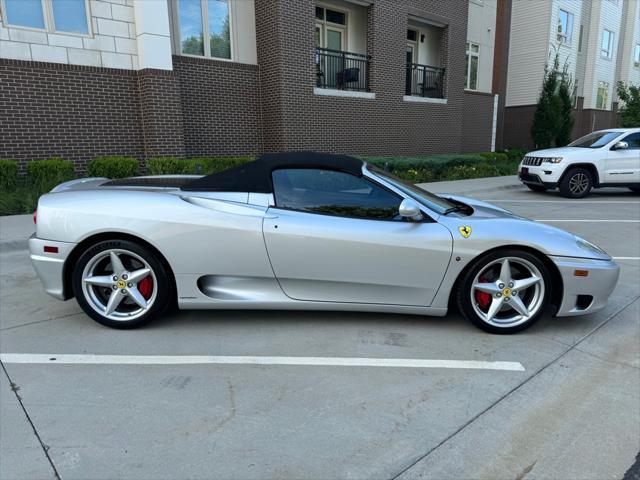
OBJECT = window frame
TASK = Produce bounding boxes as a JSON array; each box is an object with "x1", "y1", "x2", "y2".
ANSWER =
[
  {"x1": 0, "y1": 0, "x2": 92, "y2": 36},
  {"x1": 171, "y1": 0, "x2": 234, "y2": 62},
  {"x1": 634, "y1": 43, "x2": 640, "y2": 69},
  {"x1": 601, "y1": 29, "x2": 614, "y2": 59},
  {"x1": 315, "y1": 3, "x2": 349, "y2": 52},
  {"x1": 270, "y1": 168, "x2": 414, "y2": 223},
  {"x1": 465, "y1": 41, "x2": 480, "y2": 91},
  {"x1": 619, "y1": 133, "x2": 640, "y2": 150},
  {"x1": 557, "y1": 9, "x2": 574, "y2": 46}
]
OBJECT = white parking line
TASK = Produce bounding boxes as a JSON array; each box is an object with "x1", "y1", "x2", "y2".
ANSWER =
[
  {"x1": 482, "y1": 199, "x2": 640, "y2": 204},
  {"x1": 0, "y1": 354, "x2": 525, "y2": 371},
  {"x1": 533, "y1": 219, "x2": 640, "y2": 223}
]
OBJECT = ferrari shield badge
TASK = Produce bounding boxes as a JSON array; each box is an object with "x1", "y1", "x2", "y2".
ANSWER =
[{"x1": 458, "y1": 226, "x2": 472, "y2": 238}]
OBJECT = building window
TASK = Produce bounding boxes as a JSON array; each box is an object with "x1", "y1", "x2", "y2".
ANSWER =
[
  {"x1": 2, "y1": 0, "x2": 89, "y2": 34},
  {"x1": 465, "y1": 42, "x2": 479, "y2": 90},
  {"x1": 557, "y1": 9, "x2": 574, "y2": 45},
  {"x1": 315, "y1": 5, "x2": 347, "y2": 51},
  {"x1": 596, "y1": 81, "x2": 609, "y2": 109},
  {"x1": 175, "y1": 0, "x2": 231, "y2": 60},
  {"x1": 635, "y1": 44, "x2": 640, "y2": 68},
  {"x1": 601, "y1": 29, "x2": 614, "y2": 58}
]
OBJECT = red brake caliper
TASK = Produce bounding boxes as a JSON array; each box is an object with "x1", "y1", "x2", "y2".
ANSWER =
[
  {"x1": 138, "y1": 276, "x2": 153, "y2": 299},
  {"x1": 474, "y1": 275, "x2": 491, "y2": 309}
]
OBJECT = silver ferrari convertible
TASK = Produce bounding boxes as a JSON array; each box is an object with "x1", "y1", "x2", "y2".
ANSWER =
[{"x1": 30, "y1": 152, "x2": 619, "y2": 333}]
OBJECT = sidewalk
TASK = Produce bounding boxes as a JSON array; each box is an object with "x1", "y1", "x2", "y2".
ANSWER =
[
  {"x1": 418, "y1": 175, "x2": 519, "y2": 195},
  {"x1": 0, "y1": 214, "x2": 33, "y2": 252},
  {"x1": 0, "y1": 175, "x2": 519, "y2": 251}
]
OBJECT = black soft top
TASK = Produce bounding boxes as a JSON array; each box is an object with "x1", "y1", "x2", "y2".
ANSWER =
[{"x1": 181, "y1": 151, "x2": 364, "y2": 193}]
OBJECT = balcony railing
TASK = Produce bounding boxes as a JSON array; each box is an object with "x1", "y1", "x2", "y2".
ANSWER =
[
  {"x1": 316, "y1": 47, "x2": 370, "y2": 92},
  {"x1": 405, "y1": 63, "x2": 445, "y2": 99}
]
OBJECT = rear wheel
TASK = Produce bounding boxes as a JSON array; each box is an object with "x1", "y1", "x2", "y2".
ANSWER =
[
  {"x1": 456, "y1": 250, "x2": 552, "y2": 334},
  {"x1": 72, "y1": 240, "x2": 171, "y2": 329},
  {"x1": 559, "y1": 167, "x2": 592, "y2": 198},
  {"x1": 526, "y1": 184, "x2": 548, "y2": 192}
]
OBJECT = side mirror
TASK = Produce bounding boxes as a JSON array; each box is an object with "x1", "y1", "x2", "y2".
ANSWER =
[
  {"x1": 399, "y1": 198, "x2": 423, "y2": 221},
  {"x1": 613, "y1": 141, "x2": 628, "y2": 150}
]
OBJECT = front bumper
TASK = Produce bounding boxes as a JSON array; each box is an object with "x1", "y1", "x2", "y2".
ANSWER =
[
  {"x1": 29, "y1": 235, "x2": 75, "y2": 300},
  {"x1": 551, "y1": 256, "x2": 620, "y2": 316},
  {"x1": 518, "y1": 164, "x2": 563, "y2": 188}
]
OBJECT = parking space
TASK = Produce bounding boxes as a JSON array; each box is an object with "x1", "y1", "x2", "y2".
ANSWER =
[{"x1": 1, "y1": 179, "x2": 639, "y2": 480}]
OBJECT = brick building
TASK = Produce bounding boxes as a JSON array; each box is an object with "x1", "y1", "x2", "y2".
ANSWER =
[{"x1": 0, "y1": 0, "x2": 498, "y2": 172}]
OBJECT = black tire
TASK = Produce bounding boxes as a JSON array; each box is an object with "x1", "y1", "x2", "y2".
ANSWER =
[
  {"x1": 456, "y1": 249, "x2": 552, "y2": 334},
  {"x1": 559, "y1": 167, "x2": 593, "y2": 198},
  {"x1": 526, "y1": 184, "x2": 548, "y2": 192},
  {"x1": 72, "y1": 239, "x2": 172, "y2": 329},
  {"x1": 629, "y1": 186, "x2": 640, "y2": 194}
]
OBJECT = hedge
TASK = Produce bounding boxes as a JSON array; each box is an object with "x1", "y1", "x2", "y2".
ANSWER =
[
  {"x1": 27, "y1": 159, "x2": 76, "y2": 194},
  {"x1": 147, "y1": 156, "x2": 254, "y2": 175},
  {"x1": 363, "y1": 153, "x2": 521, "y2": 183},
  {"x1": 0, "y1": 152, "x2": 525, "y2": 216},
  {"x1": 0, "y1": 159, "x2": 18, "y2": 192},
  {"x1": 87, "y1": 156, "x2": 138, "y2": 178}
]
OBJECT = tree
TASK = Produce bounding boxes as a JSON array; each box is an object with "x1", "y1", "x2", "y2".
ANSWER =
[
  {"x1": 616, "y1": 82, "x2": 640, "y2": 127},
  {"x1": 531, "y1": 54, "x2": 575, "y2": 149}
]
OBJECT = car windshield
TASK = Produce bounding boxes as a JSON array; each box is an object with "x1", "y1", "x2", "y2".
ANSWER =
[
  {"x1": 367, "y1": 165, "x2": 456, "y2": 215},
  {"x1": 569, "y1": 131, "x2": 623, "y2": 148}
]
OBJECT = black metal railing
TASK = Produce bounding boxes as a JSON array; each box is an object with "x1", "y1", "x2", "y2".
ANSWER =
[
  {"x1": 405, "y1": 63, "x2": 445, "y2": 98},
  {"x1": 316, "y1": 47, "x2": 370, "y2": 92}
]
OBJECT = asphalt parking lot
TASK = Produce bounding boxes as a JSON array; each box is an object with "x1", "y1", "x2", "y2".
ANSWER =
[{"x1": 1, "y1": 176, "x2": 639, "y2": 480}]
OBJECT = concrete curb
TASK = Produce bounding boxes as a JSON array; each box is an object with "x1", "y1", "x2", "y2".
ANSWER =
[{"x1": 0, "y1": 240, "x2": 29, "y2": 253}]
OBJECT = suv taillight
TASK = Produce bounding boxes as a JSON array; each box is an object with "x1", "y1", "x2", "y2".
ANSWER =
[{"x1": 33, "y1": 209, "x2": 37, "y2": 224}]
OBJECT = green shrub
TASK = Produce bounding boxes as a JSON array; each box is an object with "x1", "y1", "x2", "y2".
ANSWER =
[
  {"x1": 88, "y1": 156, "x2": 138, "y2": 178},
  {"x1": 478, "y1": 152, "x2": 509, "y2": 162},
  {"x1": 364, "y1": 154, "x2": 490, "y2": 183},
  {"x1": 27, "y1": 158, "x2": 75, "y2": 194},
  {"x1": 500, "y1": 148, "x2": 527, "y2": 161},
  {"x1": 0, "y1": 187, "x2": 39, "y2": 215},
  {"x1": 186, "y1": 157, "x2": 254, "y2": 174},
  {"x1": 147, "y1": 157, "x2": 186, "y2": 175},
  {"x1": 146, "y1": 156, "x2": 253, "y2": 176},
  {"x1": 0, "y1": 159, "x2": 18, "y2": 192}
]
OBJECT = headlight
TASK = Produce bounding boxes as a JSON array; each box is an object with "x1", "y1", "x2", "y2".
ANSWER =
[
  {"x1": 575, "y1": 236, "x2": 607, "y2": 255},
  {"x1": 543, "y1": 157, "x2": 563, "y2": 163}
]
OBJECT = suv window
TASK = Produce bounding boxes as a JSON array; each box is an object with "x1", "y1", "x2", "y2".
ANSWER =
[
  {"x1": 621, "y1": 133, "x2": 640, "y2": 149},
  {"x1": 272, "y1": 169, "x2": 402, "y2": 220},
  {"x1": 569, "y1": 131, "x2": 622, "y2": 148}
]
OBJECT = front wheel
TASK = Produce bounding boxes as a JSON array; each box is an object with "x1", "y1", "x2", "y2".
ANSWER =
[
  {"x1": 72, "y1": 239, "x2": 172, "y2": 329},
  {"x1": 456, "y1": 250, "x2": 552, "y2": 334},
  {"x1": 559, "y1": 168, "x2": 592, "y2": 198},
  {"x1": 526, "y1": 184, "x2": 548, "y2": 192}
]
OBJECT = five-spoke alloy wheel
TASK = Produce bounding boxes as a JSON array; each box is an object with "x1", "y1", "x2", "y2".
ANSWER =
[
  {"x1": 457, "y1": 250, "x2": 551, "y2": 334},
  {"x1": 72, "y1": 240, "x2": 171, "y2": 328}
]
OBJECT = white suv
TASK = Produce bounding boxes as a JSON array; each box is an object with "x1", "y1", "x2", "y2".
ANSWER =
[{"x1": 518, "y1": 128, "x2": 640, "y2": 198}]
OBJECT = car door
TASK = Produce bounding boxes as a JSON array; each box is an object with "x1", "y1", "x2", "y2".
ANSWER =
[
  {"x1": 262, "y1": 168, "x2": 453, "y2": 307},
  {"x1": 605, "y1": 132, "x2": 640, "y2": 183}
]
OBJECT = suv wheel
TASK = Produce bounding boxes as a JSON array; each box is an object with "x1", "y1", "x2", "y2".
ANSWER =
[{"x1": 560, "y1": 167, "x2": 592, "y2": 198}]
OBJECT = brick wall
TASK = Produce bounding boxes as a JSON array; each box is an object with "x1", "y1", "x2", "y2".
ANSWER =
[
  {"x1": 461, "y1": 91, "x2": 496, "y2": 153},
  {"x1": 172, "y1": 56, "x2": 263, "y2": 157},
  {"x1": 0, "y1": 59, "x2": 144, "y2": 172},
  {"x1": 255, "y1": 0, "x2": 472, "y2": 156}
]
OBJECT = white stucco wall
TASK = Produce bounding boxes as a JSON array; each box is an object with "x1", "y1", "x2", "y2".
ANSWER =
[
  {"x1": 467, "y1": 0, "x2": 497, "y2": 94},
  {"x1": 0, "y1": 0, "x2": 139, "y2": 69}
]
